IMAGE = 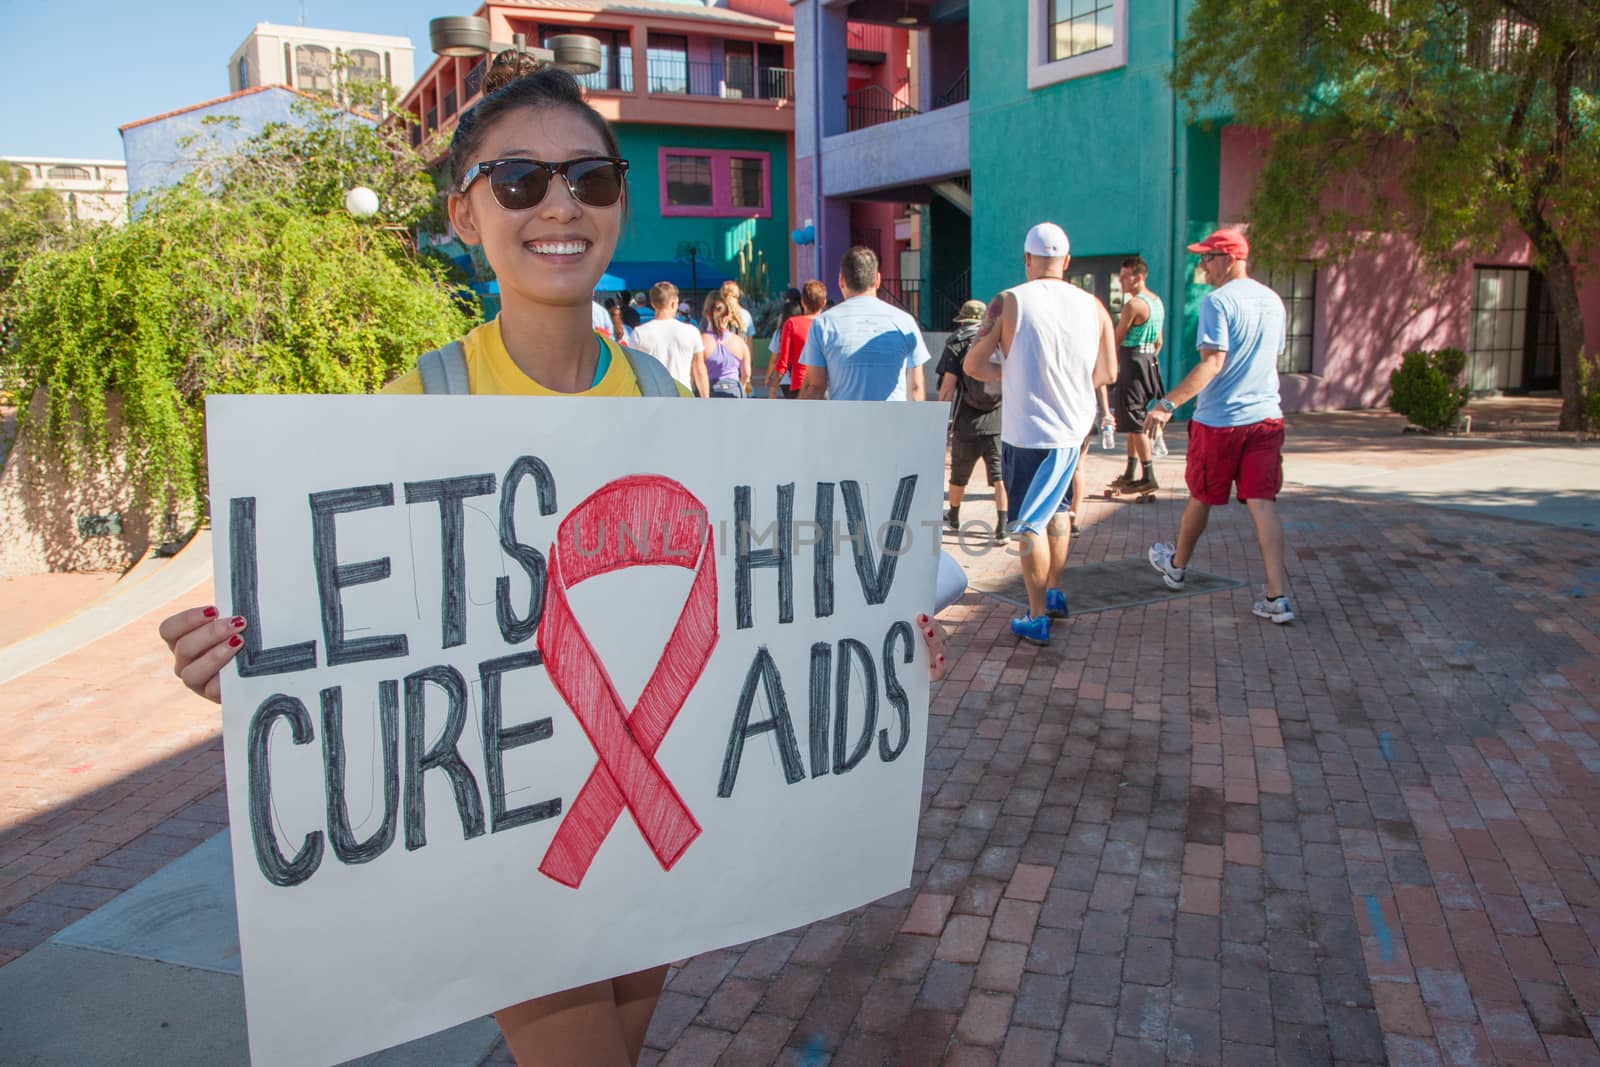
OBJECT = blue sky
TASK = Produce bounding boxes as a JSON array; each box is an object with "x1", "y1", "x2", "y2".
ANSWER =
[{"x1": 1, "y1": 1, "x2": 446, "y2": 159}]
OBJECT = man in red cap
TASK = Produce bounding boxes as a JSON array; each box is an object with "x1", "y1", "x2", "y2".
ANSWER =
[{"x1": 1142, "y1": 228, "x2": 1295, "y2": 624}]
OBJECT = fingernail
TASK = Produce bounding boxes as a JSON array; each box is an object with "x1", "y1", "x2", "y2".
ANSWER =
[
  {"x1": 937, "y1": 654, "x2": 945, "y2": 664},
  {"x1": 228, "y1": 635, "x2": 243, "y2": 648},
  {"x1": 231, "y1": 616, "x2": 246, "y2": 629},
  {"x1": 202, "y1": 606, "x2": 218, "y2": 619},
  {"x1": 925, "y1": 629, "x2": 935, "y2": 638},
  {"x1": 917, "y1": 614, "x2": 929, "y2": 624}
]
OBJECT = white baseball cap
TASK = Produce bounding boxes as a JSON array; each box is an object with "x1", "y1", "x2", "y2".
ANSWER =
[{"x1": 1024, "y1": 222, "x2": 1070, "y2": 258}]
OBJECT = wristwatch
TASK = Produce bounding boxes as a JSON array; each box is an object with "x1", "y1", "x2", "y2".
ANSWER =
[{"x1": 1148, "y1": 398, "x2": 1176, "y2": 414}]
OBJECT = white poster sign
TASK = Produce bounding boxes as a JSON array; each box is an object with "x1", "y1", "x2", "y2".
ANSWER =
[{"x1": 205, "y1": 396, "x2": 945, "y2": 1066}]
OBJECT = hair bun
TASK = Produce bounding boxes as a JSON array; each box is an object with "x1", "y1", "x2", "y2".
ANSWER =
[{"x1": 482, "y1": 49, "x2": 546, "y2": 95}]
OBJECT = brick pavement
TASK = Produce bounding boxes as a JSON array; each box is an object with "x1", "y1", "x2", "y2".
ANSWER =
[{"x1": 4, "y1": 429, "x2": 1600, "y2": 1065}]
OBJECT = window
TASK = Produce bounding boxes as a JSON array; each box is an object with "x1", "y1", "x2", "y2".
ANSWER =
[
  {"x1": 47, "y1": 165, "x2": 91, "y2": 181},
  {"x1": 1468, "y1": 266, "x2": 1529, "y2": 391},
  {"x1": 729, "y1": 157, "x2": 763, "y2": 208},
  {"x1": 1257, "y1": 262, "x2": 1317, "y2": 374},
  {"x1": 349, "y1": 49, "x2": 383, "y2": 83},
  {"x1": 648, "y1": 34, "x2": 689, "y2": 94},
  {"x1": 665, "y1": 155, "x2": 713, "y2": 207},
  {"x1": 658, "y1": 149, "x2": 770, "y2": 217},
  {"x1": 296, "y1": 45, "x2": 333, "y2": 93},
  {"x1": 1050, "y1": 0, "x2": 1116, "y2": 60},
  {"x1": 236, "y1": 55, "x2": 249, "y2": 90},
  {"x1": 541, "y1": 27, "x2": 632, "y2": 92},
  {"x1": 1027, "y1": 0, "x2": 1126, "y2": 88}
]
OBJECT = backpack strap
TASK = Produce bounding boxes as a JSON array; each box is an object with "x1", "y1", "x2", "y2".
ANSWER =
[
  {"x1": 417, "y1": 340, "x2": 469, "y2": 395},
  {"x1": 621, "y1": 344, "x2": 681, "y2": 397}
]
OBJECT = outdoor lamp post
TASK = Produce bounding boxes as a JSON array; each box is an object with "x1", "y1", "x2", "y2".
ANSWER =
[{"x1": 428, "y1": 15, "x2": 602, "y2": 74}]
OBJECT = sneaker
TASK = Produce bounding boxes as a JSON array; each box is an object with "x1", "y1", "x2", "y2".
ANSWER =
[
  {"x1": 1252, "y1": 593, "x2": 1295, "y2": 624},
  {"x1": 1125, "y1": 474, "x2": 1160, "y2": 492},
  {"x1": 994, "y1": 524, "x2": 1011, "y2": 544},
  {"x1": 1148, "y1": 542, "x2": 1186, "y2": 590},
  {"x1": 1010, "y1": 613, "x2": 1051, "y2": 646},
  {"x1": 944, "y1": 507, "x2": 960, "y2": 532},
  {"x1": 1045, "y1": 588, "x2": 1069, "y2": 618}
]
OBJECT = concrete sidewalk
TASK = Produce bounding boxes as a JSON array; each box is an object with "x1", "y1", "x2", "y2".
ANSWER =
[{"x1": 4, "y1": 424, "x2": 1600, "y2": 1065}]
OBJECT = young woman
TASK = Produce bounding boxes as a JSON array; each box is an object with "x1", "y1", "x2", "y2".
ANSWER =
[
  {"x1": 157, "y1": 56, "x2": 946, "y2": 1067},
  {"x1": 766, "y1": 279, "x2": 826, "y2": 400},
  {"x1": 698, "y1": 292, "x2": 751, "y2": 398}
]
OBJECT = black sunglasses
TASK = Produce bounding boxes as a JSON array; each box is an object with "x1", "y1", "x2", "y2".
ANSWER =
[
  {"x1": 1198, "y1": 251, "x2": 1229, "y2": 263},
  {"x1": 457, "y1": 156, "x2": 629, "y2": 210}
]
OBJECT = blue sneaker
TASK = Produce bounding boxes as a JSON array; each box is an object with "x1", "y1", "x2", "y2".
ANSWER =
[
  {"x1": 1045, "y1": 588, "x2": 1069, "y2": 618},
  {"x1": 1010, "y1": 613, "x2": 1051, "y2": 646}
]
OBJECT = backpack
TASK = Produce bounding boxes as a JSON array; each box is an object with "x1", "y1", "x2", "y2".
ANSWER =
[
  {"x1": 944, "y1": 327, "x2": 1001, "y2": 412},
  {"x1": 415, "y1": 338, "x2": 681, "y2": 397}
]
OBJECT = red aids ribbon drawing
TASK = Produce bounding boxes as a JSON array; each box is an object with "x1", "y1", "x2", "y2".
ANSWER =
[{"x1": 537, "y1": 475, "x2": 718, "y2": 888}]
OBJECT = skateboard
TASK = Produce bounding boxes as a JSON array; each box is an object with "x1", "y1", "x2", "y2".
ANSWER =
[{"x1": 1102, "y1": 481, "x2": 1158, "y2": 504}]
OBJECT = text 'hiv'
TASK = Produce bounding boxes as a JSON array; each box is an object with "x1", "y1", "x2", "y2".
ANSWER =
[{"x1": 225, "y1": 463, "x2": 923, "y2": 889}]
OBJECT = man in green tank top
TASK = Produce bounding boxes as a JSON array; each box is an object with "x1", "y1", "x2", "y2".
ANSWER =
[{"x1": 1109, "y1": 256, "x2": 1167, "y2": 491}]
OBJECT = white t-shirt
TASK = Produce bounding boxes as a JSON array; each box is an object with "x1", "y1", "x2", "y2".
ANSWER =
[
  {"x1": 1000, "y1": 278, "x2": 1104, "y2": 448},
  {"x1": 590, "y1": 301, "x2": 613, "y2": 335},
  {"x1": 630, "y1": 317, "x2": 705, "y2": 386}
]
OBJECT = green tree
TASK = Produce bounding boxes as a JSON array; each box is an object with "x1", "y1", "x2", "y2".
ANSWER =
[
  {"x1": 180, "y1": 90, "x2": 442, "y2": 231},
  {"x1": 2, "y1": 187, "x2": 473, "y2": 518},
  {"x1": 0, "y1": 162, "x2": 70, "y2": 298},
  {"x1": 1173, "y1": 0, "x2": 1600, "y2": 429}
]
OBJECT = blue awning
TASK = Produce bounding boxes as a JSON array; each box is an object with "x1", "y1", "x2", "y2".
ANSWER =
[{"x1": 599, "y1": 259, "x2": 733, "y2": 293}]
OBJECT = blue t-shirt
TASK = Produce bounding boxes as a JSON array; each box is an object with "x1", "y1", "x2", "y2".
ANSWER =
[
  {"x1": 1193, "y1": 278, "x2": 1285, "y2": 427},
  {"x1": 799, "y1": 295, "x2": 931, "y2": 401}
]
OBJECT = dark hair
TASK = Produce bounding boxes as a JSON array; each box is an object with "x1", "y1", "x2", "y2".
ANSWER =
[
  {"x1": 800, "y1": 279, "x2": 827, "y2": 313},
  {"x1": 447, "y1": 55, "x2": 622, "y2": 191},
  {"x1": 1121, "y1": 256, "x2": 1149, "y2": 278},
  {"x1": 780, "y1": 287, "x2": 803, "y2": 318},
  {"x1": 701, "y1": 292, "x2": 728, "y2": 330},
  {"x1": 839, "y1": 246, "x2": 879, "y2": 293}
]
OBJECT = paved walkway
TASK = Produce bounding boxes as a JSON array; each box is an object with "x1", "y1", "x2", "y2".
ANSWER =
[{"x1": 3, "y1": 413, "x2": 1599, "y2": 1065}]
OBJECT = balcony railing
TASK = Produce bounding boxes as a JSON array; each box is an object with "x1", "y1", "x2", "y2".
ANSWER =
[
  {"x1": 647, "y1": 57, "x2": 794, "y2": 100},
  {"x1": 846, "y1": 84, "x2": 918, "y2": 131},
  {"x1": 847, "y1": 23, "x2": 895, "y2": 56}
]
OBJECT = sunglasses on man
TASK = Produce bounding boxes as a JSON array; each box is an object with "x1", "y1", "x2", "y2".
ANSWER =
[{"x1": 457, "y1": 156, "x2": 629, "y2": 211}]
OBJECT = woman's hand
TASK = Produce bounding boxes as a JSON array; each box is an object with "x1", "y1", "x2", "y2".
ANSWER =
[
  {"x1": 158, "y1": 606, "x2": 246, "y2": 704},
  {"x1": 918, "y1": 613, "x2": 948, "y2": 682}
]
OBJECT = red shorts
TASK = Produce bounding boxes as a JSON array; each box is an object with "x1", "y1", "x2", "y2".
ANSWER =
[{"x1": 1185, "y1": 419, "x2": 1285, "y2": 505}]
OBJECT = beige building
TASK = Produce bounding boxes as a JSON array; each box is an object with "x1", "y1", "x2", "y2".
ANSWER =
[
  {"x1": 0, "y1": 156, "x2": 128, "y2": 226},
  {"x1": 228, "y1": 23, "x2": 415, "y2": 100}
]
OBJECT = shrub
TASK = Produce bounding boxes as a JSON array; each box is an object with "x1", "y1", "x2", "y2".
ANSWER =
[
  {"x1": 1578, "y1": 352, "x2": 1600, "y2": 435},
  {"x1": 1388, "y1": 348, "x2": 1469, "y2": 432}
]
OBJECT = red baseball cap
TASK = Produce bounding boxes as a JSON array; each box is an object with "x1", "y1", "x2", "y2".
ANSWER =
[{"x1": 1186, "y1": 229, "x2": 1250, "y2": 258}]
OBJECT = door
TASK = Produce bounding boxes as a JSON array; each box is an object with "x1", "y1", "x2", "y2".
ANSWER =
[
  {"x1": 1065, "y1": 255, "x2": 1132, "y2": 317},
  {"x1": 1523, "y1": 272, "x2": 1561, "y2": 391}
]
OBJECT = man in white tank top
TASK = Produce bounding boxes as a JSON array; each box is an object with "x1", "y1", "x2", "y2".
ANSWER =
[{"x1": 964, "y1": 222, "x2": 1117, "y2": 646}]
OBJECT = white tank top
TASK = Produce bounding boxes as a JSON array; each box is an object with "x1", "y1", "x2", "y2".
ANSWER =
[{"x1": 1000, "y1": 278, "x2": 1104, "y2": 448}]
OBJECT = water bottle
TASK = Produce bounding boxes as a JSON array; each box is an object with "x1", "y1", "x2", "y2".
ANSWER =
[
  {"x1": 1100, "y1": 418, "x2": 1115, "y2": 452},
  {"x1": 1153, "y1": 428, "x2": 1169, "y2": 458}
]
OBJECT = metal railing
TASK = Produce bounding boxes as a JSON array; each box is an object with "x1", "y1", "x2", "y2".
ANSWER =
[
  {"x1": 573, "y1": 62, "x2": 634, "y2": 94},
  {"x1": 847, "y1": 23, "x2": 895, "y2": 56},
  {"x1": 846, "y1": 84, "x2": 919, "y2": 131},
  {"x1": 934, "y1": 68, "x2": 969, "y2": 109},
  {"x1": 879, "y1": 276, "x2": 923, "y2": 320},
  {"x1": 646, "y1": 57, "x2": 793, "y2": 100},
  {"x1": 932, "y1": 268, "x2": 973, "y2": 328}
]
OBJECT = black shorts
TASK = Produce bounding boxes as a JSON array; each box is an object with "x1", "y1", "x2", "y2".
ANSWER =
[
  {"x1": 1114, "y1": 348, "x2": 1165, "y2": 433},
  {"x1": 949, "y1": 434, "x2": 1002, "y2": 487}
]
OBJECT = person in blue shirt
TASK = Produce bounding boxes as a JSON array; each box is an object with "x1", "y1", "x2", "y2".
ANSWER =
[
  {"x1": 798, "y1": 246, "x2": 930, "y2": 402},
  {"x1": 1143, "y1": 229, "x2": 1295, "y2": 624}
]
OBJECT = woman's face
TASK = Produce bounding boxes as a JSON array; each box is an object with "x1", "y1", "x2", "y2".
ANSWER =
[{"x1": 448, "y1": 106, "x2": 622, "y2": 312}]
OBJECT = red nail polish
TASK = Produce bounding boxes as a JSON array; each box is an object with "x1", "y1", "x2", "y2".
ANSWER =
[
  {"x1": 231, "y1": 616, "x2": 246, "y2": 629},
  {"x1": 925, "y1": 629, "x2": 935, "y2": 638},
  {"x1": 228, "y1": 635, "x2": 243, "y2": 648},
  {"x1": 202, "y1": 606, "x2": 218, "y2": 619}
]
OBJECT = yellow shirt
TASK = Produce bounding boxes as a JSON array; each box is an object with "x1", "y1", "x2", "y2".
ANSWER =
[{"x1": 383, "y1": 317, "x2": 689, "y2": 397}]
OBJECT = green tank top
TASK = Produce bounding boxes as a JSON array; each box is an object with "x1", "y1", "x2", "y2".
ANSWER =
[{"x1": 1123, "y1": 290, "x2": 1165, "y2": 353}]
